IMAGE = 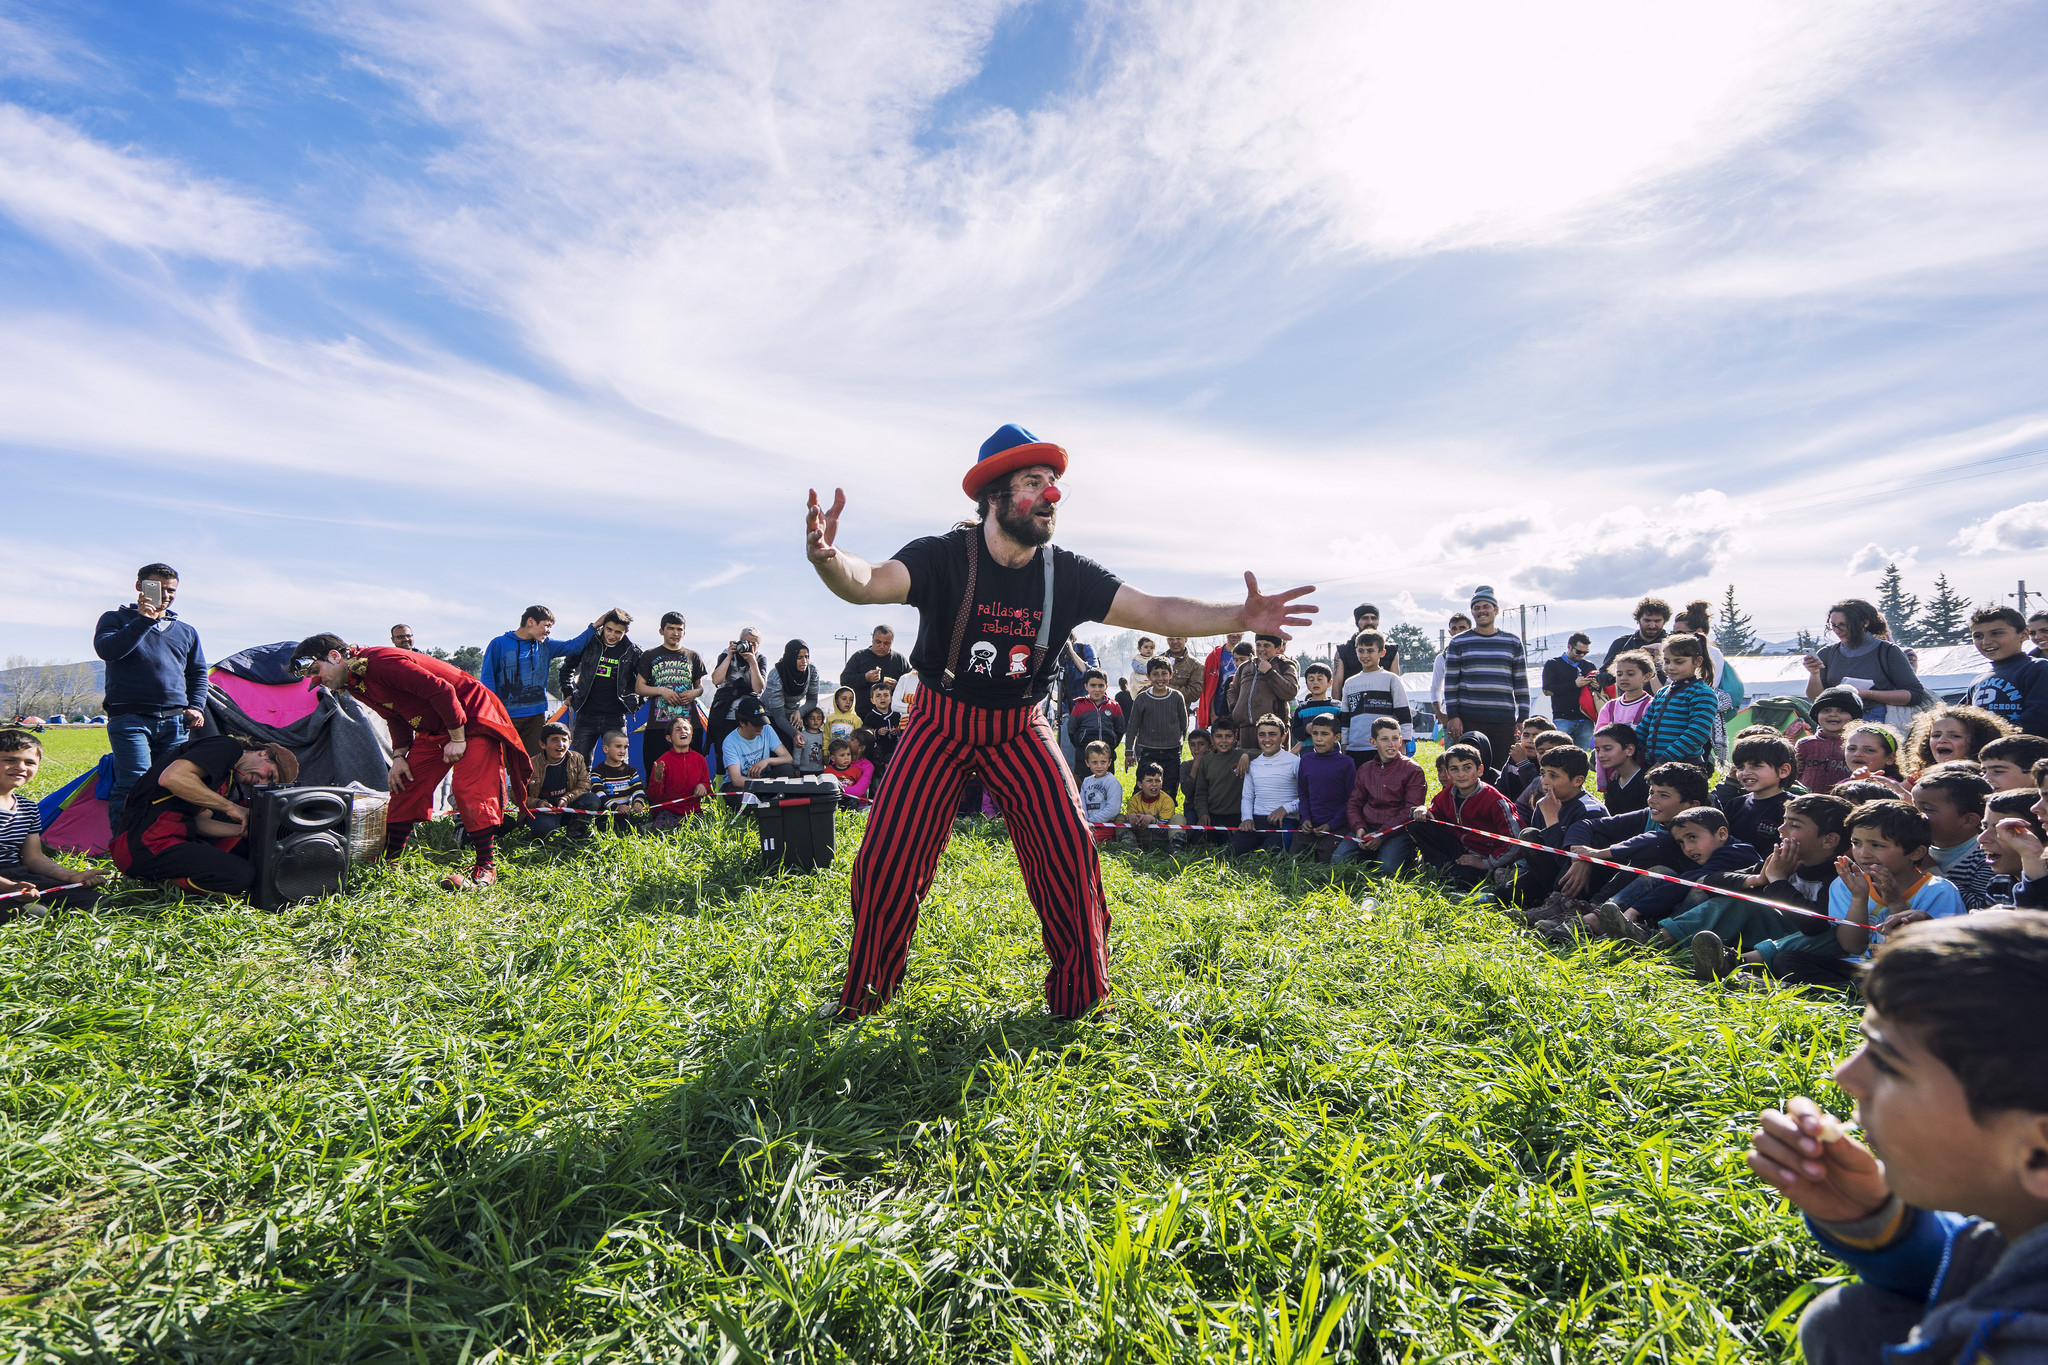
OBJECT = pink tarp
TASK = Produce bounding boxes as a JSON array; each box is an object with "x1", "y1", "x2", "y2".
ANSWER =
[
  {"x1": 43, "y1": 797, "x2": 111, "y2": 857},
  {"x1": 214, "y1": 670, "x2": 319, "y2": 726}
]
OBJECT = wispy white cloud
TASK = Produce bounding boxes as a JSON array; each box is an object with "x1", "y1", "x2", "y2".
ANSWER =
[
  {"x1": 0, "y1": 104, "x2": 313, "y2": 264},
  {"x1": 1955, "y1": 500, "x2": 2048, "y2": 556},
  {"x1": 1847, "y1": 542, "x2": 1919, "y2": 575},
  {"x1": 1514, "y1": 492, "x2": 1741, "y2": 603}
]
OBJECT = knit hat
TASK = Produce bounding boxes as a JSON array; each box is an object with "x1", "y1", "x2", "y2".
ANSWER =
[
  {"x1": 1470, "y1": 585, "x2": 1499, "y2": 608},
  {"x1": 963, "y1": 424, "x2": 1068, "y2": 498},
  {"x1": 1812, "y1": 684, "x2": 1865, "y2": 720}
]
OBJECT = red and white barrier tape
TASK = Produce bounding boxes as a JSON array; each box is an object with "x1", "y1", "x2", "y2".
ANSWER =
[{"x1": 0, "y1": 880, "x2": 86, "y2": 903}]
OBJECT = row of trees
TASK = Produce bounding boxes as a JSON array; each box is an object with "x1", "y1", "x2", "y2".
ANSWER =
[
  {"x1": 1711, "y1": 564, "x2": 1980, "y2": 657},
  {"x1": 2, "y1": 658, "x2": 104, "y2": 719}
]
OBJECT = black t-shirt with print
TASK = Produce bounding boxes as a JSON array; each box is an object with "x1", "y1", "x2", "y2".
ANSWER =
[
  {"x1": 118, "y1": 735, "x2": 247, "y2": 836},
  {"x1": 576, "y1": 641, "x2": 635, "y2": 718},
  {"x1": 635, "y1": 646, "x2": 708, "y2": 725},
  {"x1": 895, "y1": 530, "x2": 1122, "y2": 709}
]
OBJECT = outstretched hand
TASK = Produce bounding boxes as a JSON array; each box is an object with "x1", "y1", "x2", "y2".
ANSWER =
[
  {"x1": 806, "y1": 488, "x2": 845, "y2": 564},
  {"x1": 1240, "y1": 573, "x2": 1317, "y2": 640}
]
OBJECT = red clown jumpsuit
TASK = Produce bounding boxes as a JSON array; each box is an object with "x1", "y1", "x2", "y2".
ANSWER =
[{"x1": 340, "y1": 648, "x2": 531, "y2": 852}]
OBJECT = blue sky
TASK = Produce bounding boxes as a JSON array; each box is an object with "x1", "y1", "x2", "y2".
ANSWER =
[{"x1": 4, "y1": 0, "x2": 2047, "y2": 668}]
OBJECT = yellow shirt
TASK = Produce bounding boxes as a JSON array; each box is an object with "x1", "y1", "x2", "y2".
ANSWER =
[
  {"x1": 1125, "y1": 789, "x2": 1177, "y2": 821},
  {"x1": 825, "y1": 708, "x2": 863, "y2": 741}
]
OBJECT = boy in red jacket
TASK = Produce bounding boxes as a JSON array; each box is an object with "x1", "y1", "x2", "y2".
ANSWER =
[
  {"x1": 1411, "y1": 742, "x2": 1521, "y2": 890},
  {"x1": 1341, "y1": 717, "x2": 1428, "y2": 873},
  {"x1": 295, "y1": 634, "x2": 529, "y2": 890}
]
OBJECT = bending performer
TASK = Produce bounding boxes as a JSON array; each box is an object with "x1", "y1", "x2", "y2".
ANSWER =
[{"x1": 804, "y1": 424, "x2": 1315, "y2": 1020}]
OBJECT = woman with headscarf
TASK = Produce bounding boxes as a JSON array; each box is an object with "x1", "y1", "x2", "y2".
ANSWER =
[{"x1": 760, "y1": 639, "x2": 821, "y2": 749}]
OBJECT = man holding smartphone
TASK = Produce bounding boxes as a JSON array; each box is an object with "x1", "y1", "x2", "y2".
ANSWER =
[{"x1": 93, "y1": 562, "x2": 208, "y2": 834}]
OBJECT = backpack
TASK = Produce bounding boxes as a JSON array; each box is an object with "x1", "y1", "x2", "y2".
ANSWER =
[{"x1": 1578, "y1": 678, "x2": 1612, "y2": 723}]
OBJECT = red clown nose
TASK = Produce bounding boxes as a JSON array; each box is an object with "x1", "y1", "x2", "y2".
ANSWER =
[{"x1": 1041, "y1": 485, "x2": 1062, "y2": 504}]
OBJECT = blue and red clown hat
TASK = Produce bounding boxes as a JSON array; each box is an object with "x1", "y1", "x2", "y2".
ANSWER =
[{"x1": 963, "y1": 424, "x2": 1068, "y2": 499}]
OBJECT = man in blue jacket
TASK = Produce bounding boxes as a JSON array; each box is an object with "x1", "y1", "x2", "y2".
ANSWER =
[
  {"x1": 93, "y1": 562, "x2": 207, "y2": 833},
  {"x1": 477, "y1": 606, "x2": 602, "y2": 755}
]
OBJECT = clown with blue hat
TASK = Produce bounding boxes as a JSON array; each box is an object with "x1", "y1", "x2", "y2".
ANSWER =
[{"x1": 802, "y1": 426, "x2": 1317, "y2": 1023}]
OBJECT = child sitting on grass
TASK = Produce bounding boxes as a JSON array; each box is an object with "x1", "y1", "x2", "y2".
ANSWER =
[
  {"x1": 646, "y1": 717, "x2": 711, "y2": 825},
  {"x1": 1979, "y1": 733, "x2": 2048, "y2": 791},
  {"x1": 1673, "y1": 792, "x2": 1851, "y2": 979},
  {"x1": 1543, "y1": 761, "x2": 1713, "y2": 929},
  {"x1": 1117, "y1": 761, "x2": 1179, "y2": 852},
  {"x1": 1746, "y1": 912, "x2": 2048, "y2": 1365},
  {"x1": 1410, "y1": 742, "x2": 1519, "y2": 890},
  {"x1": 0, "y1": 730, "x2": 105, "y2": 915},
  {"x1": 1739, "y1": 800, "x2": 1965, "y2": 988},
  {"x1": 1977, "y1": 788, "x2": 2048, "y2": 907},
  {"x1": 1910, "y1": 765, "x2": 1997, "y2": 910},
  {"x1": 1797, "y1": 684, "x2": 1862, "y2": 794},
  {"x1": 1295, "y1": 713, "x2": 1358, "y2": 863},
  {"x1": 1593, "y1": 722, "x2": 1647, "y2": 814},
  {"x1": 825, "y1": 687, "x2": 862, "y2": 742},
  {"x1": 1233, "y1": 715, "x2": 1301, "y2": 855},
  {"x1": 1497, "y1": 716, "x2": 1558, "y2": 802},
  {"x1": 1906, "y1": 704, "x2": 2014, "y2": 775},
  {"x1": 526, "y1": 721, "x2": 590, "y2": 838},
  {"x1": 1722, "y1": 732, "x2": 1799, "y2": 858},
  {"x1": 826, "y1": 735, "x2": 874, "y2": 804},
  {"x1": 582, "y1": 730, "x2": 649, "y2": 834},
  {"x1": 1343, "y1": 717, "x2": 1428, "y2": 872},
  {"x1": 1636, "y1": 635, "x2": 1719, "y2": 771},
  {"x1": 1080, "y1": 741, "x2": 1122, "y2": 844},
  {"x1": 1510, "y1": 745, "x2": 1606, "y2": 908},
  {"x1": 1597, "y1": 806, "x2": 1758, "y2": 944}
]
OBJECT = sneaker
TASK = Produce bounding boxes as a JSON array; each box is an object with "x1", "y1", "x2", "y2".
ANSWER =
[
  {"x1": 1597, "y1": 901, "x2": 1646, "y2": 943},
  {"x1": 468, "y1": 865, "x2": 498, "y2": 888},
  {"x1": 1689, "y1": 930, "x2": 1733, "y2": 982},
  {"x1": 1538, "y1": 919, "x2": 1576, "y2": 945},
  {"x1": 439, "y1": 870, "x2": 474, "y2": 892}
]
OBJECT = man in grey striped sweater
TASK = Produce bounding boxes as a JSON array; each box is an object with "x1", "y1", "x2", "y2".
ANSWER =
[{"x1": 1440, "y1": 586, "x2": 1529, "y2": 767}]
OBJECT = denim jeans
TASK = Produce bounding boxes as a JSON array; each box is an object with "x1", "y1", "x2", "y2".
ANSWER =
[
  {"x1": 1559, "y1": 717, "x2": 1594, "y2": 748},
  {"x1": 107, "y1": 711, "x2": 188, "y2": 833},
  {"x1": 1229, "y1": 813, "x2": 1297, "y2": 855}
]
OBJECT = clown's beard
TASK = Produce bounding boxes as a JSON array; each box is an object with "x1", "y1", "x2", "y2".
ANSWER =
[{"x1": 994, "y1": 499, "x2": 1055, "y2": 547}]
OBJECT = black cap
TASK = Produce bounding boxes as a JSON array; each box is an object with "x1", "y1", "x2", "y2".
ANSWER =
[{"x1": 735, "y1": 696, "x2": 768, "y2": 725}]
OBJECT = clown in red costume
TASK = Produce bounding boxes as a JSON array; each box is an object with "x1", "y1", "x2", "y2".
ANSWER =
[
  {"x1": 804, "y1": 424, "x2": 1316, "y2": 1020},
  {"x1": 292, "y1": 634, "x2": 531, "y2": 889}
]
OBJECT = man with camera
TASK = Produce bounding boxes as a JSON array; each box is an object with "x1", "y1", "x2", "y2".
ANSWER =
[
  {"x1": 706, "y1": 628, "x2": 767, "y2": 761},
  {"x1": 94, "y1": 562, "x2": 209, "y2": 834}
]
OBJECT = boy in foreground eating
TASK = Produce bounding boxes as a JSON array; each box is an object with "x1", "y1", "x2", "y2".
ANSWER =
[{"x1": 1747, "y1": 912, "x2": 2048, "y2": 1363}]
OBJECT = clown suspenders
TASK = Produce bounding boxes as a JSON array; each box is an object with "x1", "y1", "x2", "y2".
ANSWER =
[{"x1": 940, "y1": 525, "x2": 1057, "y2": 700}]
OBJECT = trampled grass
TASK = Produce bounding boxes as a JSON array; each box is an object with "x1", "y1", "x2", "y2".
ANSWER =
[{"x1": 0, "y1": 801, "x2": 1857, "y2": 1362}]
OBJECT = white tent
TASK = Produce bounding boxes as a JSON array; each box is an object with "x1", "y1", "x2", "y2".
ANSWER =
[{"x1": 1726, "y1": 645, "x2": 1989, "y2": 703}]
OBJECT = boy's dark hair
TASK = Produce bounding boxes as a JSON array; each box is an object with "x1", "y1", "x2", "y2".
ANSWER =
[
  {"x1": 1532, "y1": 731, "x2": 1572, "y2": 751},
  {"x1": 1442, "y1": 743, "x2": 1484, "y2": 769},
  {"x1": 1353, "y1": 603, "x2": 1379, "y2": 621},
  {"x1": 1370, "y1": 716, "x2": 1401, "y2": 737},
  {"x1": 1784, "y1": 793, "x2": 1853, "y2": 842},
  {"x1": 1254, "y1": 713, "x2": 1286, "y2": 733},
  {"x1": 802, "y1": 706, "x2": 825, "y2": 722},
  {"x1": 1082, "y1": 669, "x2": 1107, "y2": 685},
  {"x1": 660, "y1": 611, "x2": 685, "y2": 628},
  {"x1": 1188, "y1": 727, "x2": 1211, "y2": 744},
  {"x1": 1847, "y1": 800, "x2": 1933, "y2": 852},
  {"x1": 1669, "y1": 806, "x2": 1728, "y2": 835},
  {"x1": 1611, "y1": 649, "x2": 1657, "y2": 678},
  {"x1": 1137, "y1": 762, "x2": 1165, "y2": 781},
  {"x1": 1988, "y1": 789, "x2": 2047, "y2": 844},
  {"x1": 601, "y1": 729, "x2": 629, "y2": 746},
  {"x1": 1832, "y1": 778, "x2": 1904, "y2": 806},
  {"x1": 1539, "y1": 747, "x2": 1590, "y2": 781},
  {"x1": 1663, "y1": 634, "x2": 1708, "y2": 662},
  {"x1": 1735, "y1": 723, "x2": 1780, "y2": 740},
  {"x1": 2032, "y1": 610, "x2": 2048, "y2": 625},
  {"x1": 1731, "y1": 733, "x2": 1798, "y2": 772},
  {"x1": 1137, "y1": 636, "x2": 1155, "y2": 649},
  {"x1": 540, "y1": 721, "x2": 571, "y2": 739},
  {"x1": 1861, "y1": 912, "x2": 2048, "y2": 1118},
  {"x1": 1306, "y1": 713, "x2": 1339, "y2": 732},
  {"x1": 292, "y1": 632, "x2": 349, "y2": 663},
  {"x1": 1981, "y1": 734, "x2": 2048, "y2": 771},
  {"x1": 521, "y1": 605, "x2": 554, "y2": 626},
  {"x1": 1353, "y1": 629, "x2": 1384, "y2": 654},
  {"x1": 1147, "y1": 657, "x2": 1174, "y2": 675},
  {"x1": 0, "y1": 730, "x2": 43, "y2": 756},
  {"x1": 1634, "y1": 596, "x2": 1671, "y2": 620},
  {"x1": 1303, "y1": 662, "x2": 1331, "y2": 680},
  {"x1": 1645, "y1": 762, "x2": 1711, "y2": 806},
  {"x1": 870, "y1": 682, "x2": 893, "y2": 695},
  {"x1": 1210, "y1": 719, "x2": 1236, "y2": 735},
  {"x1": 1449, "y1": 613, "x2": 1471, "y2": 628},
  {"x1": 666, "y1": 715, "x2": 692, "y2": 733},
  {"x1": 598, "y1": 608, "x2": 633, "y2": 627},
  {"x1": 1913, "y1": 764, "x2": 1992, "y2": 817},
  {"x1": 1084, "y1": 741, "x2": 1113, "y2": 760},
  {"x1": 1593, "y1": 722, "x2": 1639, "y2": 754},
  {"x1": 828, "y1": 737, "x2": 853, "y2": 754},
  {"x1": 1521, "y1": 715, "x2": 1556, "y2": 732},
  {"x1": 136, "y1": 562, "x2": 179, "y2": 583},
  {"x1": 1232, "y1": 641, "x2": 1254, "y2": 658},
  {"x1": 1971, "y1": 605, "x2": 2027, "y2": 633}
]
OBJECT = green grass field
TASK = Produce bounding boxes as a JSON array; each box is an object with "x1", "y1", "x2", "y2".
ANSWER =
[
  {"x1": 19, "y1": 726, "x2": 110, "y2": 801},
  {"x1": 0, "y1": 755, "x2": 1857, "y2": 1363}
]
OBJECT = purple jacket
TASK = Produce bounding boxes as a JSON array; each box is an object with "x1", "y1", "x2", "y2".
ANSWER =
[{"x1": 1298, "y1": 749, "x2": 1358, "y2": 830}]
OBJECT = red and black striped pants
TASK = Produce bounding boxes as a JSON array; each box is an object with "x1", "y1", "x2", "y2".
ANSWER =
[{"x1": 840, "y1": 687, "x2": 1111, "y2": 1018}]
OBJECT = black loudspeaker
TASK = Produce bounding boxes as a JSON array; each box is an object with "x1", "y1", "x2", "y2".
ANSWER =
[
  {"x1": 747, "y1": 777, "x2": 840, "y2": 873},
  {"x1": 249, "y1": 786, "x2": 354, "y2": 910}
]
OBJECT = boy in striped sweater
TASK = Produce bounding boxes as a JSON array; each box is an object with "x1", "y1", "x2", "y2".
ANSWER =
[
  {"x1": 1439, "y1": 586, "x2": 1529, "y2": 766},
  {"x1": 1637, "y1": 634, "x2": 1720, "y2": 773}
]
